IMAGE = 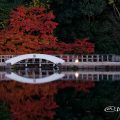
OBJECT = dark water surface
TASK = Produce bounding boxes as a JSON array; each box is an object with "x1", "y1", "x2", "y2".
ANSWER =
[{"x1": 0, "y1": 69, "x2": 120, "y2": 120}]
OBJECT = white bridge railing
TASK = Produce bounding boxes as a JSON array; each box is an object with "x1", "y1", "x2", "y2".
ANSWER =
[{"x1": 0, "y1": 54, "x2": 120, "y2": 64}]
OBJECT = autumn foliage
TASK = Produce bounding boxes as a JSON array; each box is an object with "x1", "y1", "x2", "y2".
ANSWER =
[
  {"x1": 0, "y1": 6, "x2": 58, "y2": 54},
  {"x1": 0, "y1": 80, "x2": 95, "y2": 120},
  {"x1": 0, "y1": 6, "x2": 94, "y2": 54}
]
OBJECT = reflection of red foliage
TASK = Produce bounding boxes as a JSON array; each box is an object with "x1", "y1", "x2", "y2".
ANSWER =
[
  {"x1": 58, "y1": 81, "x2": 95, "y2": 92},
  {"x1": 0, "y1": 80, "x2": 95, "y2": 120},
  {"x1": 0, "y1": 6, "x2": 94, "y2": 54}
]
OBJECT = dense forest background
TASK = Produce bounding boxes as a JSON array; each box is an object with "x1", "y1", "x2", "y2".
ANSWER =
[{"x1": 0, "y1": 0, "x2": 120, "y2": 54}]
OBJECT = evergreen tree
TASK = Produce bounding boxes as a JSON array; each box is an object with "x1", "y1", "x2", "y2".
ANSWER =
[{"x1": 48, "y1": 0, "x2": 120, "y2": 54}]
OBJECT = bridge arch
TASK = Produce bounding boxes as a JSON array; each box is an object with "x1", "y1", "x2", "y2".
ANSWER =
[
  {"x1": 5, "y1": 54, "x2": 65, "y2": 65},
  {"x1": 5, "y1": 72, "x2": 65, "y2": 84}
]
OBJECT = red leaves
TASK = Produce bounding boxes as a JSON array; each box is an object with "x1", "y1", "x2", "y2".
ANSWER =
[
  {"x1": 0, "y1": 6, "x2": 58, "y2": 54},
  {"x1": 45, "y1": 38, "x2": 95, "y2": 54},
  {"x1": 9, "y1": 6, "x2": 58, "y2": 36},
  {"x1": 0, "y1": 6, "x2": 94, "y2": 54},
  {"x1": 0, "y1": 80, "x2": 95, "y2": 120},
  {"x1": 70, "y1": 38, "x2": 95, "y2": 54}
]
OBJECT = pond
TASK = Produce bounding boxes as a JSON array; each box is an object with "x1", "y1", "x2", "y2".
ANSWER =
[{"x1": 0, "y1": 68, "x2": 120, "y2": 120}]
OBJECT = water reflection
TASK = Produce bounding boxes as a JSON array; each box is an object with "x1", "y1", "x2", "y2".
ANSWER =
[
  {"x1": 62, "y1": 71, "x2": 120, "y2": 81},
  {"x1": 0, "y1": 69, "x2": 120, "y2": 84},
  {"x1": 5, "y1": 72, "x2": 65, "y2": 84},
  {"x1": 0, "y1": 69, "x2": 120, "y2": 120}
]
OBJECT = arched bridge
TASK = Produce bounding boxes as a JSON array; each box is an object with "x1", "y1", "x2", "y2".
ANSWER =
[
  {"x1": 5, "y1": 54, "x2": 65, "y2": 67},
  {"x1": 5, "y1": 72, "x2": 65, "y2": 84}
]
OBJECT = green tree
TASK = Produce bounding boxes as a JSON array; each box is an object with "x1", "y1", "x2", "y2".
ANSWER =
[
  {"x1": 0, "y1": 0, "x2": 51, "y2": 29},
  {"x1": 47, "y1": 0, "x2": 120, "y2": 54},
  {"x1": 0, "y1": 102, "x2": 11, "y2": 120},
  {"x1": 107, "y1": 0, "x2": 120, "y2": 19},
  {"x1": 0, "y1": 0, "x2": 26, "y2": 29},
  {"x1": 48, "y1": 0, "x2": 107, "y2": 42}
]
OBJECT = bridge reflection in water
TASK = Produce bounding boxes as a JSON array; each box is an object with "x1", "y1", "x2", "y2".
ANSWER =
[{"x1": 0, "y1": 69, "x2": 120, "y2": 84}]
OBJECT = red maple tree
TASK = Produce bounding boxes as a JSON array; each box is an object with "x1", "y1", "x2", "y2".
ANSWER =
[
  {"x1": 0, "y1": 6, "x2": 58, "y2": 54},
  {"x1": 0, "y1": 6, "x2": 94, "y2": 54}
]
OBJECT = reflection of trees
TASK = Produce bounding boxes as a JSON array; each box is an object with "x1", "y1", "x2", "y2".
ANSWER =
[
  {"x1": 0, "y1": 102, "x2": 11, "y2": 120},
  {"x1": 2, "y1": 81, "x2": 120, "y2": 120},
  {"x1": 55, "y1": 81, "x2": 120, "y2": 120},
  {"x1": 0, "y1": 80, "x2": 94, "y2": 120}
]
